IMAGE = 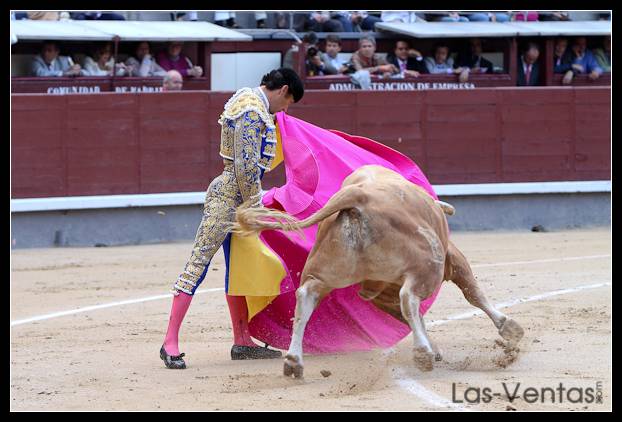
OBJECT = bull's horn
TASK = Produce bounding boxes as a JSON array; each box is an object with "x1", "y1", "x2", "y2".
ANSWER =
[{"x1": 436, "y1": 200, "x2": 455, "y2": 216}]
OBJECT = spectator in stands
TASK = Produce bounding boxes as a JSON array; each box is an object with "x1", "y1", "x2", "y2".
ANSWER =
[
  {"x1": 593, "y1": 35, "x2": 611, "y2": 73},
  {"x1": 553, "y1": 37, "x2": 573, "y2": 84},
  {"x1": 351, "y1": 35, "x2": 398, "y2": 77},
  {"x1": 517, "y1": 43, "x2": 540, "y2": 86},
  {"x1": 465, "y1": 11, "x2": 511, "y2": 22},
  {"x1": 171, "y1": 11, "x2": 198, "y2": 21},
  {"x1": 299, "y1": 11, "x2": 345, "y2": 32},
  {"x1": 26, "y1": 11, "x2": 60, "y2": 20},
  {"x1": 275, "y1": 12, "x2": 290, "y2": 29},
  {"x1": 330, "y1": 11, "x2": 383, "y2": 32},
  {"x1": 82, "y1": 43, "x2": 123, "y2": 76},
  {"x1": 439, "y1": 12, "x2": 469, "y2": 22},
  {"x1": 162, "y1": 70, "x2": 184, "y2": 91},
  {"x1": 214, "y1": 11, "x2": 268, "y2": 28},
  {"x1": 321, "y1": 34, "x2": 350, "y2": 74},
  {"x1": 538, "y1": 11, "x2": 571, "y2": 21},
  {"x1": 157, "y1": 42, "x2": 203, "y2": 78},
  {"x1": 31, "y1": 41, "x2": 84, "y2": 77},
  {"x1": 214, "y1": 11, "x2": 238, "y2": 28},
  {"x1": 386, "y1": 39, "x2": 428, "y2": 77},
  {"x1": 456, "y1": 38, "x2": 494, "y2": 74},
  {"x1": 303, "y1": 33, "x2": 325, "y2": 76},
  {"x1": 553, "y1": 38, "x2": 571, "y2": 72},
  {"x1": 12, "y1": 11, "x2": 29, "y2": 20},
  {"x1": 425, "y1": 43, "x2": 470, "y2": 82},
  {"x1": 124, "y1": 41, "x2": 167, "y2": 77},
  {"x1": 597, "y1": 12, "x2": 611, "y2": 20},
  {"x1": 305, "y1": 33, "x2": 344, "y2": 76},
  {"x1": 564, "y1": 36, "x2": 603, "y2": 82},
  {"x1": 512, "y1": 11, "x2": 539, "y2": 21},
  {"x1": 69, "y1": 11, "x2": 126, "y2": 20},
  {"x1": 380, "y1": 11, "x2": 423, "y2": 23},
  {"x1": 282, "y1": 32, "x2": 318, "y2": 71}
]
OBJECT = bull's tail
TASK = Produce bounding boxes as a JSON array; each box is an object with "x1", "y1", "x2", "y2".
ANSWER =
[{"x1": 229, "y1": 184, "x2": 367, "y2": 236}]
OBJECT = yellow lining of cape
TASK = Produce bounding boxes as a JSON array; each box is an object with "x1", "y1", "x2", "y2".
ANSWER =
[{"x1": 228, "y1": 123, "x2": 285, "y2": 321}]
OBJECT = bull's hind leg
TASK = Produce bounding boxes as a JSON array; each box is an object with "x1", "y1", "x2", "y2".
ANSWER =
[
  {"x1": 446, "y1": 241, "x2": 524, "y2": 346},
  {"x1": 284, "y1": 276, "x2": 332, "y2": 379},
  {"x1": 400, "y1": 275, "x2": 437, "y2": 372}
]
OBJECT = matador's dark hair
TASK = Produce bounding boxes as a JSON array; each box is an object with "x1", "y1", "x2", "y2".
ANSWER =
[{"x1": 260, "y1": 68, "x2": 304, "y2": 103}]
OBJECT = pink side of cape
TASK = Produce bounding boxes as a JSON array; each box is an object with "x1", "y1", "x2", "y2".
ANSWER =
[{"x1": 248, "y1": 112, "x2": 443, "y2": 354}]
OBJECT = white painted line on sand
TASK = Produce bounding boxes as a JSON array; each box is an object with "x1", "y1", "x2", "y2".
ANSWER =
[
  {"x1": 471, "y1": 254, "x2": 611, "y2": 269},
  {"x1": 10, "y1": 253, "x2": 612, "y2": 410},
  {"x1": 392, "y1": 281, "x2": 612, "y2": 410},
  {"x1": 10, "y1": 288, "x2": 225, "y2": 327},
  {"x1": 394, "y1": 367, "x2": 472, "y2": 411},
  {"x1": 10, "y1": 254, "x2": 610, "y2": 327}
]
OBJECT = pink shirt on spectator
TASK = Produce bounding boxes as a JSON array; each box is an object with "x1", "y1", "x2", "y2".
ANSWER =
[
  {"x1": 156, "y1": 51, "x2": 193, "y2": 77},
  {"x1": 514, "y1": 11, "x2": 539, "y2": 21}
]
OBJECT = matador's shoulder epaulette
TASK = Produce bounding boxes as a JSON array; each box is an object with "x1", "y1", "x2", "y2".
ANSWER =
[{"x1": 218, "y1": 87, "x2": 275, "y2": 129}]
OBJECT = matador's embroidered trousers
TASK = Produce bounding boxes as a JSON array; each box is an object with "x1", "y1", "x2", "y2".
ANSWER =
[{"x1": 172, "y1": 162, "x2": 243, "y2": 295}]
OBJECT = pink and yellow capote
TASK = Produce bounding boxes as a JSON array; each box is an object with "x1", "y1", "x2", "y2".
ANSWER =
[{"x1": 224, "y1": 112, "x2": 443, "y2": 354}]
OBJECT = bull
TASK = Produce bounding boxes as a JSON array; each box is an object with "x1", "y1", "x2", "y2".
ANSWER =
[{"x1": 232, "y1": 165, "x2": 524, "y2": 378}]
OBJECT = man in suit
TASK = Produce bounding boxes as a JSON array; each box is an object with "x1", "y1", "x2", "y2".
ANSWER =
[
  {"x1": 385, "y1": 39, "x2": 428, "y2": 77},
  {"x1": 517, "y1": 43, "x2": 540, "y2": 86},
  {"x1": 456, "y1": 38, "x2": 494, "y2": 74},
  {"x1": 31, "y1": 41, "x2": 84, "y2": 77}
]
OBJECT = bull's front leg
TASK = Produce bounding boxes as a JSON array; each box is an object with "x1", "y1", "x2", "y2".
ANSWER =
[
  {"x1": 399, "y1": 275, "x2": 437, "y2": 372},
  {"x1": 284, "y1": 277, "x2": 330, "y2": 379}
]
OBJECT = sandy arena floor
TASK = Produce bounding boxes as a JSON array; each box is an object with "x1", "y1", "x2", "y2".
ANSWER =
[{"x1": 10, "y1": 228, "x2": 611, "y2": 411}]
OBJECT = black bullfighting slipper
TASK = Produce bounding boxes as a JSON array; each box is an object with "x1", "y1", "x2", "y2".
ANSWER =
[
  {"x1": 160, "y1": 345, "x2": 187, "y2": 369},
  {"x1": 231, "y1": 344, "x2": 283, "y2": 360}
]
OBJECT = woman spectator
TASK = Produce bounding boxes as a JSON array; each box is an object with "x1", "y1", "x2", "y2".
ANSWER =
[
  {"x1": 124, "y1": 41, "x2": 167, "y2": 77},
  {"x1": 350, "y1": 35, "x2": 397, "y2": 77},
  {"x1": 82, "y1": 43, "x2": 124, "y2": 76}
]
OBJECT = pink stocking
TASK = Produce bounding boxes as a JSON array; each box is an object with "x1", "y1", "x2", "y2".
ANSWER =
[
  {"x1": 226, "y1": 294, "x2": 256, "y2": 346},
  {"x1": 163, "y1": 292, "x2": 193, "y2": 356}
]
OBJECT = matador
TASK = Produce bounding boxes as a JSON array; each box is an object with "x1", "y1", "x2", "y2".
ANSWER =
[{"x1": 160, "y1": 68, "x2": 304, "y2": 368}]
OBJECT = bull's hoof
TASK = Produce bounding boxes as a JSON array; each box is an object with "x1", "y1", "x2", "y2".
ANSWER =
[
  {"x1": 413, "y1": 347, "x2": 435, "y2": 372},
  {"x1": 430, "y1": 344, "x2": 443, "y2": 361},
  {"x1": 283, "y1": 355, "x2": 304, "y2": 379},
  {"x1": 498, "y1": 318, "x2": 524, "y2": 346}
]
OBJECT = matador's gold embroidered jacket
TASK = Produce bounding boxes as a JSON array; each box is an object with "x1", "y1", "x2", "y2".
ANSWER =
[
  {"x1": 218, "y1": 87, "x2": 277, "y2": 206},
  {"x1": 172, "y1": 87, "x2": 277, "y2": 295}
]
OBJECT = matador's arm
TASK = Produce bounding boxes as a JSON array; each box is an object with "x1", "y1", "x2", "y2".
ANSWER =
[{"x1": 233, "y1": 111, "x2": 264, "y2": 207}]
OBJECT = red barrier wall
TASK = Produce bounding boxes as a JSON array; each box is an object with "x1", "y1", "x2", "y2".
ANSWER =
[{"x1": 11, "y1": 87, "x2": 610, "y2": 199}]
